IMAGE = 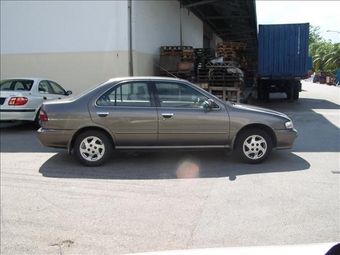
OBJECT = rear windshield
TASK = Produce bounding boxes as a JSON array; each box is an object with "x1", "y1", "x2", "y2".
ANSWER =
[{"x1": 0, "y1": 79, "x2": 34, "y2": 91}]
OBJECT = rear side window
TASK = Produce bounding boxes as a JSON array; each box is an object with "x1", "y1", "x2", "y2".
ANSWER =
[
  {"x1": 97, "y1": 82, "x2": 152, "y2": 107},
  {"x1": 38, "y1": 81, "x2": 50, "y2": 93},
  {"x1": 0, "y1": 79, "x2": 33, "y2": 91}
]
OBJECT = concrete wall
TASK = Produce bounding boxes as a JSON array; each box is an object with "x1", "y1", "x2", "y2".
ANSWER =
[
  {"x1": 1, "y1": 51, "x2": 129, "y2": 94},
  {"x1": 1, "y1": 1, "x2": 129, "y2": 54},
  {"x1": 1, "y1": 1, "x2": 205, "y2": 94},
  {"x1": 132, "y1": 1, "x2": 203, "y2": 76},
  {"x1": 0, "y1": 1, "x2": 130, "y2": 95},
  {"x1": 180, "y1": 8, "x2": 204, "y2": 48}
]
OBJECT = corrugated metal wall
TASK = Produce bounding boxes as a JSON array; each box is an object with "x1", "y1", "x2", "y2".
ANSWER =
[{"x1": 258, "y1": 23, "x2": 309, "y2": 78}]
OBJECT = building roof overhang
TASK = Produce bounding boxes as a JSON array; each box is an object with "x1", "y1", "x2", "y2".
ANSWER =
[{"x1": 178, "y1": 0, "x2": 258, "y2": 59}]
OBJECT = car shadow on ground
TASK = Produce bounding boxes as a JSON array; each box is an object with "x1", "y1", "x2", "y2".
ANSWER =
[
  {"x1": 39, "y1": 149, "x2": 310, "y2": 181},
  {"x1": 250, "y1": 95, "x2": 340, "y2": 112},
  {"x1": 0, "y1": 121, "x2": 64, "y2": 153},
  {"x1": 249, "y1": 94, "x2": 340, "y2": 153}
]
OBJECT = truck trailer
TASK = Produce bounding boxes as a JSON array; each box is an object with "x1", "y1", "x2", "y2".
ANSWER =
[{"x1": 257, "y1": 23, "x2": 310, "y2": 101}]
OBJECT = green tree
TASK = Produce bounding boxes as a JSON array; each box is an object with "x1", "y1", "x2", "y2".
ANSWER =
[
  {"x1": 324, "y1": 43, "x2": 340, "y2": 70},
  {"x1": 309, "y1": 25, "x2": 340, "y2": 75},
  {"x1": 312, "y1": 42, "x2": 332, "y2": 71},
  {"x1": 309, "y1": 25, "x2": 323, "y2": 44}
]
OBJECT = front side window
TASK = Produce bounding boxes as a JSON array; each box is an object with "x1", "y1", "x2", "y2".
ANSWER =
[
  {"x1": 97, "y1": 82, "x2": 151, "y2": 107},
  {"x1": 155, "y1": 82, "x2": 208, "y2": 108}
]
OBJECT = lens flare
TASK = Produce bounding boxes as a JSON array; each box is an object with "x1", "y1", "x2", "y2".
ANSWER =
[{"x1": 176, "y1": 157, "x2": 200, "y2": 178}]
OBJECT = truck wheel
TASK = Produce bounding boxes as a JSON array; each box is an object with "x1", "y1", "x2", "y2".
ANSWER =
[
  {"x1": 293, "y1": 80, "x2": 300, "y2": 100},
  {"x1": 74, "y1": 130, "x2": 112, "y2": 166},
  {"x1": 236, "y1": 128, "x2": 272, "y2": 164},
  {"x1": 286, "y1": 81, "x2": 300, "y2": 100},
  {"x1": 257, "y1": 81, "x2": 263, "y2": 100}
]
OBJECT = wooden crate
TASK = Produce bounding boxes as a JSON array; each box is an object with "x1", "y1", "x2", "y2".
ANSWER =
[
  {"x1": 178, "y1": 62, "x2": 192, "y2": 72},
  {"x1": 208, "y1": 86, "x2": 241, "y2": 102}
]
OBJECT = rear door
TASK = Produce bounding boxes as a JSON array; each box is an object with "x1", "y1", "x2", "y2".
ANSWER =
[{"x1": 90, "y1": 81, "x2": 158, "y2": 147}]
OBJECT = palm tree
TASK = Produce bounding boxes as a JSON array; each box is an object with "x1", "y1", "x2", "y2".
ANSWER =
[
  {"x1": 323, "y1": 43, "x2": 340, "y2": 71},
  {"x1": 311, "y1": 42, "x2": 340, "y2": 74},
  {"x1": 309, "y1": 25, "x2": 340, "y2": 83}
]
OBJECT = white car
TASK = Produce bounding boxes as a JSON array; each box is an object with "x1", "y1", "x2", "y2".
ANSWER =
[{"x1": 0, "y1": 78, "x2": 72, "y2": 128}]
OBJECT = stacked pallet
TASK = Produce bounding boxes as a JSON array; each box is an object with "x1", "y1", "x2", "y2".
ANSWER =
[
  {"x1": 206, "y1": 60, "x2": 244, "y2": 103},
  {"x1": 159, "y1": 46, "x2": 195, "y2": 81},
  {"x1": 160, "y1": 46, "x2": 195, "y2": 62},
  {"x1": 196, "y1": 42, "x2": 247, "y2": 102},
  {"x1": 194, "y1": 48, "x2": 215, "y2": 70},
  {"x1": 215, "y1": 42, "x2": 246, "y2": 61},
  {"x1": 208, "y1": 69, "x2": 243, "y2": 87},
  {"x1": 194, "y1": 48, "x2": 215, "y2": 89}
]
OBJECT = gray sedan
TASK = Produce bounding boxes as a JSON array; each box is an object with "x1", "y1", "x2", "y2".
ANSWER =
[{"x1": 37, "y1": 77, "x2": 297, "y2": 166}]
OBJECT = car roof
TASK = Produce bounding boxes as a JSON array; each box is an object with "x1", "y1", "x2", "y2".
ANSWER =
[
  {"x1": 1, "y1": 77, "x2": 53, "y2": 82},
  {"x1": 107, "y1": 76, "x2": 182, "y2": 83}
]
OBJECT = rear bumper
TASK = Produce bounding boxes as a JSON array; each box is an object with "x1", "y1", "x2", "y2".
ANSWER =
[
  {"x1": 0, "y1": 109, "x2": 36, "y2": 121},
  {"x1": 37, "y1": 128, "x2": 74, "y2": 149},
  {"x1": 275, "y1": 128, "x2": 298, "y2": 149}
]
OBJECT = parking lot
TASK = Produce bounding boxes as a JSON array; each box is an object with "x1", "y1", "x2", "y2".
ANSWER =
[{"x1": 1, "y1": 81, "x2": 339, "y2": 255}]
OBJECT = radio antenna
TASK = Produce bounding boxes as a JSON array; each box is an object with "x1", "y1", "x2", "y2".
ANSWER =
[{"x1": 151, "y1": 60, "x2": 179, "y2": 79}]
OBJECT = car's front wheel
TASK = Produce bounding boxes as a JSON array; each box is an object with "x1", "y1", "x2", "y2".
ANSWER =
[
  {"x1": 74, "y1": 130, "x2": 112, "y2": 166},
  {"x1": 236, "y1": 128, "x2": 272, "y2": 164}
]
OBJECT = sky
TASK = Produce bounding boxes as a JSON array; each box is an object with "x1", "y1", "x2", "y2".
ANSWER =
[{"x1": 256, "y1": 0, "x2": 340, "y2": 43}]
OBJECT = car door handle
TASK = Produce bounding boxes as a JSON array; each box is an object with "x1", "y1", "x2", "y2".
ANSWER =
[
  {"x1": 162, "y1": 113, "x2": 174, "y2": 119},
  {"x1": 43, "y1": 97, "x2": 47, "y2": 100},
  {"x1": 97, "y1": 112, "x2": 109, "y2": 117}
]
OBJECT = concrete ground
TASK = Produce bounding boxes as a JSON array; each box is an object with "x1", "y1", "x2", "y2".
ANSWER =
[{"x1": 0, "y1": 80, "x2": 339, "y2": 255}]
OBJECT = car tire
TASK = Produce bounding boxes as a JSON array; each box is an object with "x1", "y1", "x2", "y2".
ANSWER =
[
  {"x1": 236, "y1": 128, "x2": 272, "y2": 164},
  {"x1": 74, "y1": 130, "x2": 113, "y2": 167},
  {"x1": 32, "y1": 109, "x2": 41, "y2": 130}
]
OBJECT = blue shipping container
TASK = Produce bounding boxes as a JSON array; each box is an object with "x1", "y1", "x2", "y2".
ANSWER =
[{"x1": 258, "y1": 23, "x2": 309, "y2": 78}]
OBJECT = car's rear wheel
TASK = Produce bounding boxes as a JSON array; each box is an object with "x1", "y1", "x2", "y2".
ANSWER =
[
  {"x1": 236, "y1": 128, "x2": 272, "y2": 164},
  {"x1": 74, "y1": 130, "x2": 112, "y2": 166},
  {"x1": 32, "y1": 109, "x2": 41, "y2": 130}
]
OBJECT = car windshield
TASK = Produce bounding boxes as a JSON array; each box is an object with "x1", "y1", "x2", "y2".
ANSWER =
[{"x1": 0, "y1": 79, "x2": 34, "y2": 91}]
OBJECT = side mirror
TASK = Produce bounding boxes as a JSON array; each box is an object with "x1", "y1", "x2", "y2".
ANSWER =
[
  {"x1": 203, "y1": 99, "x2": 215, "y2": 109},
  {"x1": 66, "y1": 90, "x2": 73, "y2": 95}
]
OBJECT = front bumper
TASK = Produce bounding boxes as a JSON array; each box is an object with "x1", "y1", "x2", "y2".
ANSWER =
[{"x1": 275, "y1": 128, "x2": 298, "y2": 149}]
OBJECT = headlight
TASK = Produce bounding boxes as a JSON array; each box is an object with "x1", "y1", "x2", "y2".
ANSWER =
[{"x1": 285, "y1": 121, "x2": 294, "y2": 129}]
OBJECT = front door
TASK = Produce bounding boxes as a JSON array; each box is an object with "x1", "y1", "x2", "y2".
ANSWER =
[{"x1": 154, "y1": 81, "x2": 229, "y2": 146}]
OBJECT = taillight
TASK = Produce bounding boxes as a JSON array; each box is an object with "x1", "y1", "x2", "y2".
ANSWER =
[
  {"x1": 39, "y1": 109, "x2": 48, "y2": 122},
  {"x1": 8, "y1": 97, "x2": 28, "y2": 106}
]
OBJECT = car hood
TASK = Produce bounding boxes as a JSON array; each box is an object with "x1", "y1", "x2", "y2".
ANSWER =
[{"x1": 228, "y1": 102, "x2": 289, "y2": 119}]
